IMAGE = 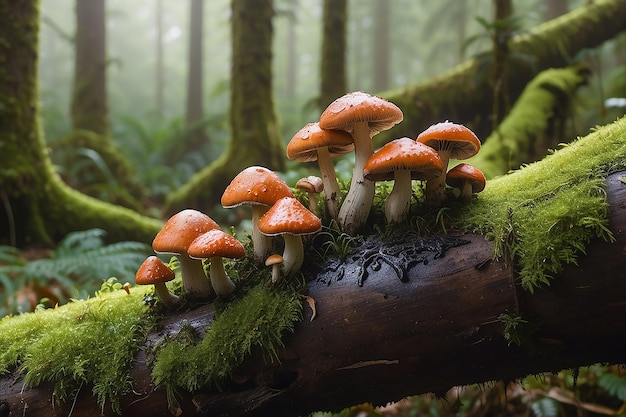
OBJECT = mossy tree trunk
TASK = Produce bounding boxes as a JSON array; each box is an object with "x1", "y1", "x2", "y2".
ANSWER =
[
  {"x1": 319, "y1": 0, "x2": 347, "y2": 110},
  {"x1": 0, "y1": 0, "x2": 162, "y2": 246},
  {"x1": 375, "y1": 0, "x2": 626, "y2": 146},
  {"x1": 165, "y1": 0, "x2": 285, "y2": 215}
]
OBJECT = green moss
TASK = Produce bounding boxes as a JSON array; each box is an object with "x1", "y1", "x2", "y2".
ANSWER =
[
  {"x1": 453, "y1": 116, "x2": 626, "y2": 292},
  {"x1": 0, "y1": 286, "x2": 154, "y2": 413},
  {"x1": 151, "y1": 282, "x2": 303, "y2": 405}
]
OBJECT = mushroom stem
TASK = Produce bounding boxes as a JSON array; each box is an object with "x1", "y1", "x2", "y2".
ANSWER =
[
  {"x1": 338, "y1": 122, "x2": 375, "y2": 233},
  {"x1": 459, "y1": 181, "x2": 474, "y2": 201},
  {"x1": 282, "y1": 234, "x2": 304, "y2": 276},
  {"x1": 270, "y1": 263, "x2": 282, "y2": 284},
  {"x1": 385, "y1": 170, "x2": 413, "y2": 224},
  {"x1": 178, "y1": 253, "x2": 213, "y2": 299},
  {"x1": 251, "y1": 205, "x2": 272, "y2": 262},
  {"x1": 316, "y1": 146, "x2": 340, "y2": 220},
  {"x1": 208, "y1": 256, "x2": 236, "y2": 297},
  {"x1": 425, "y1": 150, "x2": 451, "y2": 208},
  {"x1": 154, "y1": 282, "x2": 181, "y2": 310}
]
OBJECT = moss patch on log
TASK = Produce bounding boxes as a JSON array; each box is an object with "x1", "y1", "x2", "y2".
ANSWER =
[
  {"x1": 0, "y1": 286, "x2": 154, "y2": 413},
  {"x1": 453, "y1": 116, "x2": 626, "y2": 292}
]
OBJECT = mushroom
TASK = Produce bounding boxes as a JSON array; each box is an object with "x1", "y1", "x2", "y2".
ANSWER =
[
  {"x1": 416, "y1": 121, "x2": 481, "y2": 207},
  {"x1": 265, "y1": 254, "x2": 284, "y2": 284},
  {"x1": 319, "y1": 91, "x2": 403, "y2": 233},
  {"x1": 135, "y1": 256, "x2": 181, "y2": 309},
  {"x1": 188, "y1": 229, "x2": 245, "y2": 297},
  {"x1": 257, "y1": 197, "x2": 322, "y2": 275},
  {"x1": 364, "y1": 138, "x2": 443, "y2": 224},
  {"x1": 295, "y1": 175, "x2": 324, "y2": 216},
  {"x1": 152, "y1": 209, "x2": 219, "y2": 300},
  {"x1": 446, "y1": 163, "x2": 486, "y2": 201},
  {"x1": 287, "y1": 123, "x2": 354, "y2": 220},
  {"x1": 221, "y1": 166, "x2": 294, "y2": 263}
]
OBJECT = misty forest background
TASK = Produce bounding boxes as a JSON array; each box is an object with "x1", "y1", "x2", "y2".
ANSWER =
[{"x1": 2, "y1": 0, "x2": 626, "y2": 415}]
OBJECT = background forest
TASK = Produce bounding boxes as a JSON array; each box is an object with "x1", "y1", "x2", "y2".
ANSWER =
[{"x1": 1, "y1": 0, "x2": 626, "y2": 415}]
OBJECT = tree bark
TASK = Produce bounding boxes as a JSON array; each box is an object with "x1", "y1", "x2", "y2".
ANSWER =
[
  {"x1": 376, "y1": 0, "x2": 626, "y2": 146},
  {"x1": 319, "y1": 0, "x2": 347, "y2": 110},
  {"x1": 1, "y1": 169, "x2": 624, "y2": 416},
  {"x1": 164, "y1": 0, "x2": 286, "y2": 215}
]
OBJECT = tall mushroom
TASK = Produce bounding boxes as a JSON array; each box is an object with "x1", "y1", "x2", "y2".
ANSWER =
[
  {"x1": 446, "y1": 163, "x2": 486, "y2": 201},
  {"x1": 319, "y1": 91, "x2": 403, "y2": 234},
  {"x1": 188, "y1": 229, "x2": 245, "y2": 297},
  {"x1": 364, "y1": 138, "x2": 443, "y2": 224},
  {"x1": 135, "y1": 256, "x2": 181, "y2": 310},
  {"x1": 416, "y1": 121, "x2": 481, "y2": 207},
  {"x1": 221, "y1": 166, "x2": 294, "y2": 262},
  {"x1": 257, "y1": 197, "x2": 322, "y2": 276},
  {"x1": 286, "y1": 122, "x2": 354, "y2": 220},
  {"x1": 152, "y1": 209, "x2": 219, "y2": 300}
]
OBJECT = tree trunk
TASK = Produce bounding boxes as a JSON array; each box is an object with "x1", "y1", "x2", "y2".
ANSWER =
[
  {"x1": 371, "y1": 0, "x2": 390, "y2": 92},
  {"x1": 490, "y1": 0, "x2": 513, "y2": 130},
  {"x1": 1, "y1": 170, "x2": 624, "y2": 417},
  {"x1": 155, "y1": 0, "x2": 164, "y2": 119},
  {"x1": 164, "y1": 0, "x2": 286, "y2": 215},
  {"x1": 181, "y1": 0, "x2": 210, "y2": 160},
  {"x1": 0, "y1": 0, "x2": 162, "y2": 246},
  {"x1": 376, "y1": 0, "x2": 626, "y2": 146},
  {"x1": 319, "y1": 0, "x2": 347, "y2": 110}
]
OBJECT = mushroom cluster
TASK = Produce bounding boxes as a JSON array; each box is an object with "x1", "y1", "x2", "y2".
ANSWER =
[{"x1": 135, "y1": 92, "x2": 486, "y2": 310}]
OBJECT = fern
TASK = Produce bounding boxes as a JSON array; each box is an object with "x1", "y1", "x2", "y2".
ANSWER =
[{"x1": 598, "y1": 371, "x2": 626, "y2": 402}]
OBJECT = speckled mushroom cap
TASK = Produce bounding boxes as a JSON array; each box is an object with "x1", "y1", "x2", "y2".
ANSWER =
[
  {"x1": 446, "y1": 163, "x2": 486, "y2": 193},
  {"x1": 286, "y1": 122, "x2": 354, "y2": 162},
  {"x1": 364, "y1": 138, "x2": 444, "y2": 182},
  {"x1": 152, "y1": 209, "x2": 221, "y2": 254},
  {"x1": 188, "y1": 229, "x2": 246, "y2": 260},
  {"x1": 416, "y1": 121, "x2": 481, "y2": 160},
  {"x1": 257, "y1": 197, "x2": 322, "y2": 236},
  {"x1": 221, "y1": 166, "x2": 294, "y2": 208},
  {"x1": 319, "y1": 91, "x2": 403, "y2": 136},
  {"x1": 135, "y1": 256, "x2": 175, "y2": 285}
]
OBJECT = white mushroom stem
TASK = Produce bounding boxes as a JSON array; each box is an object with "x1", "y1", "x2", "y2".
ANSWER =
[
  {"x1": 251, "y1": 205, "x2": 272, "y2": 262},
  {"x1": 338, "y1": 122, "x2": 375, "y2": 233},
  {"x1": 177, "y1": 253, "x2": 213, "y2": 299},
  {"x1": 425, "y1": 148, "x2": 451, "y2": 208},
  {"x1": 316, "y1": 146, "x2": 340, "y2": 220},
  {"x1": 208, "y1": 256, "x2": 236, "y2": 297},
  {"x1": 384, "y1": 170, "x2": 413, "y2": 224},
  {"x1": 282, "y1": 234, "x2": 304, "y2": 276},
  {"x1": 458, "y1": 181, "x2": 474, "y2": 201},
  {"x1": 153, "y1": 282, "x2": 181, "y2": 310},
  {"x1": 270, "y1": 262, "x2": 282, "y2": 284}
]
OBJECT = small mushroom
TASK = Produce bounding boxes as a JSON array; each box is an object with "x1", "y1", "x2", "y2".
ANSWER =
[
  {"x1": 296, "y1": 176, "x2": 324, "y2": 216},
  {"x1": 416, "y1": 121, "x2": 481, "y2": 207},
  {"x1": 265, "y1": 254, "x2": 284, "y2": 284},
  {"x1": 258, "y1": 197, "x2": 322, "y2": 275},
  {"x1": 135, "y1": 256, "x2": 181, "y2": 309},
  {"x1": 188, "y1": 229, "x2": 245, "y2": 297},
  {"x1": 152, "y1": 209, "x2": 219, "y2": 300},
  {"x1": 364, "y1": 138, "x2": 443, "y2": 223},
  {"x1": 287, "y1": 123, "x2": 354, "y2": 220},
  {"x1": 221, "y1": 166, "x2": 294, "y2": 262},
  {"x1": 446, "y1": 163, "x2": 486, "y2": 201},
  {"x1": 319, "y1": 91, "x2": 403, "y2": 233}
]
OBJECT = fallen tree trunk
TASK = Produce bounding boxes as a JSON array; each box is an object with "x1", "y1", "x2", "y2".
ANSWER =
[{"x1": 1, "y1": 171, "x2": 624, "y2": 416}]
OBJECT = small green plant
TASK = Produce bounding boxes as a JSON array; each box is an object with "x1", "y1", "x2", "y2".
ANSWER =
[
  {"x1": 315, "y1": 221, "x2": 360, "y2": 260},
  {"x1": 0, "y1": 229, "x2": 151, "y2": 316}
]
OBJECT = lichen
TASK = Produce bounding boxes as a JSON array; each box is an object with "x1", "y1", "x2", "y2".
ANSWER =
[
  {"x1": 0, "y1": 286, "x2": 154, "y2": 413},
  {"x1": 452, "y1": 115, "x2": 626, "y2": 292}
]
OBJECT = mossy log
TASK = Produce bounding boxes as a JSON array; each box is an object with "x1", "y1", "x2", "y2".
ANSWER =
[
  {"x1": 0, "y1": 171, "x2": 624, "y2": 416},
  {"x1": 375, "y1": 0, "x2": 626, "y2": 145}
]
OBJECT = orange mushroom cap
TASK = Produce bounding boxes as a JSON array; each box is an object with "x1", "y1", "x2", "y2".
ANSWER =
[
  {"x1": 286, "y1": 122, "x2": 354, "y2": 162},
  {"x1": 221, "y1": 166, "x2": 294, "y2": 208},
  {"x1": 319, "y1": 91, "x2": 403, "y2": 136},
  {"x1": 364, "y1": 138, "x2": 443, "y2": 181},
  {"x1": 416, "y1": 121, "x2": 480, "y2": 160},
  {"x1": 188, "y1": 229, "x2": 246, "y2": 260},
  {"x1": 152, "y1": 209, "x2": 220, "y2": 254},
  {"x1": 135, "y1": 256, "x2": 175, "y2": 285},
  {"x1": 446, "y1": 163, "x2": 486, "y2": 193},
  {"x1": 258, "y1": 197, "x2": 322, "y2": 236}
]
